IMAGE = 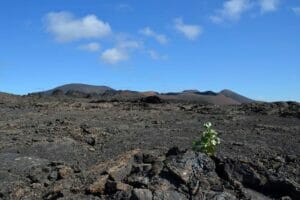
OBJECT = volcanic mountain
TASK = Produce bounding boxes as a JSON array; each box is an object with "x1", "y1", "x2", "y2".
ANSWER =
[
  {"x1": 31, "y1": 83, "x2": 255, "y2": 105},
  {"x1": 37, "y1": 83, "x2": 113, "y2": 95}
]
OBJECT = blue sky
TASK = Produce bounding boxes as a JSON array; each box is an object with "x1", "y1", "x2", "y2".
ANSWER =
[{"x1": 0, "y1": 0, "x2": 299, "y2": 101}]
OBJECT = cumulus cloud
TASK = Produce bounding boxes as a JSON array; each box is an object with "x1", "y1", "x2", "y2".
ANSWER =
[
  {"x1": 210, "y1": 0, "x2": 281, "y2": 23},
  {"x1": 45, "y1": 12, "x2": 112, "y2": 42},
  {"x1": 44, "y1": 11, "x2": 170, "y2": 64},
  {"x1": 101, "y1": 48, "x2": 128, "y2": 65},
  {"x1": 210, "y1": 0, "x2": 251, "y2": 23},
  {"x1": 148, "y1": 50, "x2": 168, "y2": 60},
  {"x1": 139, "y1": 27, "x2": 168, "y2": 44},
  {"x1": 78, "y1": 42, "x2": 101, "y2": 52},
  {"x1": 292, "y1": 7, "x2": 300, "y2": 15},
  {"x1": 174, "y1": 18, "x2": 202, "y2": 40},
  {"x1": 100, "y1": 39, "x2": 142, "y2": 65},
  {"x1": 259, "y1": 0, "x2": 280, "y2": 12}
]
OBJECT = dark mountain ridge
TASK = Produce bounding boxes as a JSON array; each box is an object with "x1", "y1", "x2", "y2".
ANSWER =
[{"x1": 30, "y1": 83, "x2": 255, "y2": 105}]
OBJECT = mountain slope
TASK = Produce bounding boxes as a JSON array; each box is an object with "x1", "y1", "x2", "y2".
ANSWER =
[
  {"x1": 220, "y1": 89, "x2": 254, "y2": 104},
  {"x1": 159, "y1": 93, "x2": 239, "y2": 105}
]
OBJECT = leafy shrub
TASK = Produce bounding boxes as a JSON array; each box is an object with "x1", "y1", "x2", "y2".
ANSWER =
[{"x1": 192, "y1": 122, "x2": 220, "y2": 156}]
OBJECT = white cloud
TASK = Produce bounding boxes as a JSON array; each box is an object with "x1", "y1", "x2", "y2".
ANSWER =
[
  {"x1": 100, "y1": 39, "x2": 142, "y2": 65},
  {"x1": 148, "y1": 50, "x2": 168, "y2": 60},
  {"x1": 174, "y1": 18, "x2": 202, "y2": 40},
  {"x1": 101, "y1": 48, "x2": 128, "y2": 65},
  {"x1": 139, "y1": 27, "x2": 168, "y2": 44},
  {"x1": 210, "y1": 0, "x2": 251, "y2": 23},
  {"x1": 292, "y1": 7, "x2": 300, "y2": 15},
  {"x1": 211, "y1": 0, "x2": 281, "y2": 23},
  {"x1": 78, "y1": 42, "x2": 101, "y2": 52},
  {"x1": 259, "y1": 0, "x2": 279, "y2": 12},
  {"x1": 45, "y1": 12, "x2": 112, "y2": 42}
]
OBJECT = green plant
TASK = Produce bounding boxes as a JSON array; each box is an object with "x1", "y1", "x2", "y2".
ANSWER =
[{"x1": 192, "y1": 122, "x2": 220, "y2": 156}]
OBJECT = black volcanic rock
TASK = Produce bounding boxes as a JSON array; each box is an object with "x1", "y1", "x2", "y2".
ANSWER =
[
  {"x1": 84, "y1": 148, "x2": 296, "y2": 199},
  {"x1": 0, "y1": 94, "x2": 299, "y2": 199},
  {"x1": 140, "y1": 96, "x2": 163, "y2": 104}
]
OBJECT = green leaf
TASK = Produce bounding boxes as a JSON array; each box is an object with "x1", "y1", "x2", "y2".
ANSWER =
[{"x1": 192, "y1": 122, "x2": 220, "y2": 156}]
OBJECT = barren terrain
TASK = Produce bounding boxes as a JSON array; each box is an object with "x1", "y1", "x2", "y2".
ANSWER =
[{"x1": 0, "y1": 93, "x2": 299, "y2": 199}]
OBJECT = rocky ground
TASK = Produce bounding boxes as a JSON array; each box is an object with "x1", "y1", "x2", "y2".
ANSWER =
[{"x1": 0, "y1": 94, "x2": 299, "y2": 200}]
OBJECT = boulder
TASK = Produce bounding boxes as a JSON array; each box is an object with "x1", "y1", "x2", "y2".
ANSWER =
[
  {"x1": 165, "y1": 150, "x2": 218, "y2": 190},
  {"x1": 132, "y1": 188, "x2": 153, "y2": 200},
  {"x1": 88, "y1": 175, "x2": 109, "y2": 195},
  {"x1": 107, "y1": 152, "x2": 136, "y2": 181}
]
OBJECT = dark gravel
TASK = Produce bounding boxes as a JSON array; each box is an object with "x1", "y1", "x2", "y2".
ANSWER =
[{"x1": 0, "y1": 95, "x2": 299, "y2": 199}]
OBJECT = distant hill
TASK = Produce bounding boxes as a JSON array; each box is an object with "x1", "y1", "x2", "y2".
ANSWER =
[
  {"x1": 35, "y1": 83, "x2": 114, "y2": 96},
  {"x1": 30, "y1": 83, "x2": 255, "y2": 105},
  {"x1": 220, "y1": 89, "x2": 254, "y2": 104}
]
